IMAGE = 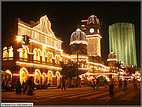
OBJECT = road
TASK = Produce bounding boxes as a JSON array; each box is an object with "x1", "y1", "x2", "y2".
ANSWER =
[{"x1": 2, "y1": 83, "x2": 141, "y2": 106}]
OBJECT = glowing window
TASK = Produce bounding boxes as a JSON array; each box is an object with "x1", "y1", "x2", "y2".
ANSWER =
[{"x1": 3, "y1": 47, "x2": 8, "y2": 58}]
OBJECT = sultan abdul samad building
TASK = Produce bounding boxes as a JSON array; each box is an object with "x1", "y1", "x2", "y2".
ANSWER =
[{"x1": 2, "y1": 15, "x2": 126, "y2": 87}]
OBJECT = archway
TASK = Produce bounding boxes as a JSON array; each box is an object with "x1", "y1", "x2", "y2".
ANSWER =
[
  {"x1": 56, "y1": 71, "x2": 61, "y2": 86},
  {"x1": 42, "y1": 73, "x2": 46, "y2": 85},
  {"x1": 96, "y1": 75, "x2": 109, "y2": 86},
  {"x1": 34, "y1": 69, "x2": 41, "y2": 85},
  {"x1": 20, "y1": 68, "x2": 28, "y2": 85},
  {"x1": 47, "y1": 71, "x2": 53, "y2": 86}
]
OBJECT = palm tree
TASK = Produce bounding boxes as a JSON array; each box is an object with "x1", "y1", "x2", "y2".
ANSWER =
[{"x1": 70, "y1": 43, "x2": 87, "y2": 87}]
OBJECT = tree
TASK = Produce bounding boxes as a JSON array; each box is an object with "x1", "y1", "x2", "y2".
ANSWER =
[
  {"x1": 61, "y1": 60, "x2": 77, "y2": 86},
  {"x1": 70, "y1": 43, "x2": 87, "y2": 87}
]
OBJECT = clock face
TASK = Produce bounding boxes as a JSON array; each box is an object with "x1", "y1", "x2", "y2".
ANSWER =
[{"x1": 89, "y1": 28, "x2": 94, "y2": 33}]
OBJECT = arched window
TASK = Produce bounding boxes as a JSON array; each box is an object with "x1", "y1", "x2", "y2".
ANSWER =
[
  {"x1": 34, "y1": 49, "x2": 38, "y2": 61},
  {"x1": 49, "y1": 54, "x2": 52, "y2": 63},
  {"x1": 24, "y1": 47, "x2": 28, "y2": 59},
  {"x1": 37, "y1": 50, "x2": 41, "y2": 61},
  {"x1": 19, "y1": 48, "x2": 23, "y2": 58},
  {"x1": 47, "y1": 53, "x2": 50, "y2": 62},
  {"x1": 3, "y1": 47, "x2": 8, "y2": 59},
  {"x1": 8, "y1": 46, "x2": 13, "y2": 58},
  {"x1": 42, "y1": 51, "x2": 46, "y2": 62}
]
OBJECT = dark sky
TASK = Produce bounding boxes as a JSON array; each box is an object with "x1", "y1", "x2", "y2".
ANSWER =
[{"x1": 2, "y1": 2, "x2": 140, "y2": 67}]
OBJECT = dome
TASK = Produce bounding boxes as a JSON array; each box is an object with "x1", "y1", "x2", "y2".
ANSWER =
[
  {"x1": 87, "y1": 15, "x2": 100, "y2": 25},
  {"x1": 70, "y1": 28, "x2": 87, "y2": 45},
  {"x1": 107, "y1": 52, "x2": 117, "y2": 61},
  {"x1": 108, "y1": 52, "x2": 117, "y2": 59}
]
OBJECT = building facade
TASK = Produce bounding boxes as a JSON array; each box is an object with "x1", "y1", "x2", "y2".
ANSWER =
[
  {"x1": 2, "y1": 15, "x2": 126, "y2": 88},
  {"x1": 109, "y1": 23, "x2": 137, "y2": 67}
]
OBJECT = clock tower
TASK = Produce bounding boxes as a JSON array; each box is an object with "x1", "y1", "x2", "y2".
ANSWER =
[{"x1": 86, "y1": 15, "x2": 101, "y2": 57}]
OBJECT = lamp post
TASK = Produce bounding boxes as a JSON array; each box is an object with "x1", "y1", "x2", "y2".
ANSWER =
[{"x1": 76, "y1": 49, "x2": 79, "y2": 87}]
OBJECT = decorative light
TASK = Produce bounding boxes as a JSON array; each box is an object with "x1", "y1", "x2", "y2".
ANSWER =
[
  {"x1": 86, "y1": 34, "x2": 102, "y2": 38},
  {"x1": 30, "y1": 39, "x2": 63, "y2": 52},
  {"x1": 16, "y1": 61, "x2": 62, "y2": 70},
  {"x1": 16, "y1": 36, "x2": 23, "y2": 42},
  {"x1": 70, "y1": 40, "x2": 88, "y2": 45},
  {"x1": 107, "y1": 59, "x2": 118, "y2": 61}
]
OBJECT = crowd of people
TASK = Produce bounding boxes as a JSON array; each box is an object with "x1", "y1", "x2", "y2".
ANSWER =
[
  {"x1": 1, "y1": 75, "x2": 138, "y2": 98},
  {"x1": 2, "y1": 77, "x2": 35, "y2": 96}
]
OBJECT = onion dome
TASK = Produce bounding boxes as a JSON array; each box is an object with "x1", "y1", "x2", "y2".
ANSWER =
[
  {"x1": 107, "y1": 52, "x2": 117, "y2": 61},
  {"x1": 70, "y1": 28, "x2": 87, "y2": 45},
  {"x1": 87, "y1": 15, "x2": 100, "y2": 25}
]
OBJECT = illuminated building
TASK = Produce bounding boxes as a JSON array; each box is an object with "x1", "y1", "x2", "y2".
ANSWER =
[
  {"x1": 86, "y1": 15, "x2": 101, "y2": 57},
  {"x1": 2, "y1": 15, "x2": 123, "y2": 87},
  {"x1": 109, "y1": 23, "x2": 137, "y2": 67}
]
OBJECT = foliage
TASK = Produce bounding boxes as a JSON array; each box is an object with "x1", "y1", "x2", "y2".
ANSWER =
[{"x1": 61, "y1": 60, "x2": 77, "y2": 80}]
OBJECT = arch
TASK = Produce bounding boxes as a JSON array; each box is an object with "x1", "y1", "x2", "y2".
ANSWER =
[
  {"x1": 34, "y1": 48, "x2": 38, "y2": 61},
  {"x1": 3, "y1": 47, "x2": 8, "y2": 58},
  {"x1": 42, "y1": 50, "x2": 46, "y2": 62},
  {"x1": 42, "y1": 73, "x2": 46, "y2": 85},
  {"x1": 8, "y1": 46, "x2": 14, "y2": 58},
  {"x1": 37, "y1": 49, "x2": 41, "y2": 61},
  {"x1": 47, "y1": 70, "x2": 53, "y2": 86},
  {"x1": 47, "y1": 52, "x2": 53, "y2": 63},
  {"x1": 34, "y1": 69, "x2": 41, "y2": 85},
  {"x1": 56, "y1": 71, "x2": 61, "y2": 86},
  {"x1": 96, "y1": 75, "x2": 109, "y2": 81},
  {"x1": 20, "y1": 67, "x2": 29, "y2": 85}
]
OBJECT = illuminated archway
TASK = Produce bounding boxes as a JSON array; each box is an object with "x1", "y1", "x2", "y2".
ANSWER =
[
  {"x1": 56, "y1": 71, "x2": 61, "y2": 86},
  {"x1": 34, "y1": 48, "x2": 38, "y2": 61},
  {"x1": 47, "y1": 70, "x2": 53, "y2": 86},
  {"x1": 42, "y1": 73, "x2": 46, "y2": 85},
  {"x1": 34, "y1": 69, "x2": 41, "y2": 85},
  {"x1": 20, "y1": 67, "x2": 28, "y2": 85}
]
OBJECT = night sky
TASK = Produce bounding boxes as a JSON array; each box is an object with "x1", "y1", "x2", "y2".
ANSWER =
[{"x1": 2, "y1": 2, "x2": 140, "y2": 67}]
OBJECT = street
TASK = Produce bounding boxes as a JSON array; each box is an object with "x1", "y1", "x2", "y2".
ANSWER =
[{"x1": 2, "y1": 83, "x2": 141, "y2": 106}]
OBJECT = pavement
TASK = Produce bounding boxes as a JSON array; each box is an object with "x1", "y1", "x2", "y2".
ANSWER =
[{"x1": 1, "y1": 83, "x2": 141, "y2": 106}]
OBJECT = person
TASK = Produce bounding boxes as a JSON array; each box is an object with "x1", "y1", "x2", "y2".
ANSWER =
[
  {"x1": 11, "y1": 79, "x2": 14, "y2": 92},
  {"x1": 96, "y1": 78, "x2": 99, "y2": 90},
  {"x1": 27, "y1": 77, "x2": 34, "y2": 95},
  {"x1": 123, "y1": 78, "x2": 127, "y2": 91},
  {"x1": 16, "y1": 78, "x2": 21, "y2": 94},
  {"x1": 104, "y1": 79, "x2": 107, "y2": 88},
  {"x1": 61, "y1": 76, "x2": 66, "y2": 91},
  {"x1": 2, "y1": 79, "x2": 5, "y2": 89},
  {"x1": 108, "y1": 75, "x2": 115, "y2": 98},
  {"x1": 22, "y1": 81, "x2": 27, "y2": 94},
  {"x1": 92, "y1": 79, "x2": 96, "y2": 90},
  {"x1": 119, "y1": 79, "x2": 122, "y2": 88},
  {"x1": 133, "y1": 78, "x2": 137, "y2": 89}
]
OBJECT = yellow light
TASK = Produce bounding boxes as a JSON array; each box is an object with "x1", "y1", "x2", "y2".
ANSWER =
[
  {"x1": 86, "y1": 34, "x2": 102, "y2": 38},
  {"x1": 16, "y1": 61, "x2": 62, "y2": 70},
  {"x1": 70, "y1": 40, "x2": 88, "y2": 45},
  {"x1": 30, "y1": 39, "x2": 63, "y2": 52},
  {"x1": 81, "y1": 20, "x2": 88, "y2": 22},
  {"x1": 16, "y1": 36, "x2": 23, "y2": 42}
]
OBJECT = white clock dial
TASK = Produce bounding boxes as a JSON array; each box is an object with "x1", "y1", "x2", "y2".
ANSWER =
[{"x1": 89, "y1": 28, "x2": 94, "y2": 33}]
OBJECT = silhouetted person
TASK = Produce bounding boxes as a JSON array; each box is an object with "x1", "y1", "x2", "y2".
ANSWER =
[
  {"x1": 108, "y1": 75, "x2": 114, "y2": 98},
  {"x1": 119, "y1": 79, "x2": 122, "y2": 88},
  {"x1": 22, "y1": 81, "x2": 27, "y2": 94},
  {"x1": 2, "y1": 79, "x2": 5, "y2": 89},
  {"x1": 27, "y1": 77, "x2": 34, "y2": 95},
  {"x1": 133, "y1": 78, "x2": 137, "y2": 89},
  {"x1": 11, "y1": 79, "x2": 14, "y2": 92},
  {"x1": 123, "y1": 78, "x2": 127, "y2": 91},
  {"x1": 61, "y1": 76, "x2": 66, "y2": 91},
  {"x1": 92, "y1": 79, "x2": 96, "y2": 90},
  {"x1": 96, "y1": 78, "x2": 99, "y2": 90},
  {"x1": 16, "y1": 78, "x2": 21, "y2": 94},
  {"x1": 104, "y1": 79, "x2": 107, "y2": 88}
]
